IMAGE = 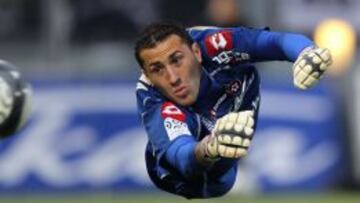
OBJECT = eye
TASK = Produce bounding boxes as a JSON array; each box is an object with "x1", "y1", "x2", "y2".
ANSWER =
[
  {"x1": 170, "y1": 54, "x2": 183, "y2": 66},
  {"x1": 150, "y1": 64, "x2": 164, "y2": 74}
]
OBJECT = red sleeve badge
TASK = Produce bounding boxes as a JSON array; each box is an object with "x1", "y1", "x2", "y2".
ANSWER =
[
  {"x1": 205, "y1": 31, "x2": 234, "y2": 57},
  {"x1": 161, "y1": 102, "x2": 186, "y2": 122}
]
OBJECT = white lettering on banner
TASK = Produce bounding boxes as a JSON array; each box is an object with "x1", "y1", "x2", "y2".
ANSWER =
[
  {"x1": 0, "y1": 127, "x2": 151, "y2": 187},
  {"x1": 230, "y1": 127, "x2": 339, "y2": 194},
  {"x1": 0, "y1": 85, "x2": 152, "y2": 187},
  {"x1": 261, "y1": 91, "x2": 333, "y2": 122}
]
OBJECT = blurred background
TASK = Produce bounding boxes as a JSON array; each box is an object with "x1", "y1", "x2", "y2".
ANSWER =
[{"x1": 0, "y1": 0, "x2": 360, "y2": 202}]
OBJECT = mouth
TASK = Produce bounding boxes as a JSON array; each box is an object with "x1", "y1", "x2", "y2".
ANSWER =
[{"x1": 173, "y1": 86, "x2": 189, "y2": 98}]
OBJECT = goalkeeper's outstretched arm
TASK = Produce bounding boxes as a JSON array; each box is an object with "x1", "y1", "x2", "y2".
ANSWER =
[{"x1": 253, "y1": 30, "x2": 332, "y2": 90}]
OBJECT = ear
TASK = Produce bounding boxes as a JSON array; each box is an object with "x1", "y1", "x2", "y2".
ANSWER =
[
  {"x1": 139, "y1": 72, "x2": 153, "y2": 85},
  {"x1": 191, "y1": 43, "x2": 202, "y2": 63},
  {"x1": 141, "y1": 68, "x2": 147, "y2": 76},
  {"x1": 140, "y1": 69, "x2": 154, "y2": 84}
]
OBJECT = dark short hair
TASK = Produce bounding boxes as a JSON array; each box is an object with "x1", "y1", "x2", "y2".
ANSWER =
[{"x1": 134, "y1": 22, "x2": 194, "y2": 68}]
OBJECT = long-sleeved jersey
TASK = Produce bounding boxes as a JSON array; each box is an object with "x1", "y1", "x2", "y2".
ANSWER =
[{"x1": 136, "y1": 26, "x2": 313, "y2": 198}]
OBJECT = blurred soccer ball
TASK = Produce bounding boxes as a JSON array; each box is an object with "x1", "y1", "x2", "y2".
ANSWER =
[
  {"x1": 0, "y1": 60, "x2": 32, "y2": 138},
  {"x1": 0, "y1": 77, "x2": 14, "y2": 123}
]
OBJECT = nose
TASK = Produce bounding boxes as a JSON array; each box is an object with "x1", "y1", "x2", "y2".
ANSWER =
[{"x1": 166, "y1": 66, "x2": 181, "y2": 86}]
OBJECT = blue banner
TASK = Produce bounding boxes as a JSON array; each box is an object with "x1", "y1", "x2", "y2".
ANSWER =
[
  {"x1": 231, "y1": 80, "x2": 345, "y2": 193},
  {"x1": 0, "y1": 80, "x2": 345, "y2": 193}
]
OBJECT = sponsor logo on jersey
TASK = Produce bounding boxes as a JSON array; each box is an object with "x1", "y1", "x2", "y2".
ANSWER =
[
  {"x1": 205, "y1": 31, "x2": 233, "y2": 56},
  {"x1": 211, "y1": 51, "x2": 250, "y2": 65},
  {"x1": 161, "y1": 102, "x2": 186, "y2": 122},
  {"x1": 164, "y1": 117, "x2": 191, "y2": 140},
  {"x1": 226, "y1": 80, "x2": 242, "y2": 95}
]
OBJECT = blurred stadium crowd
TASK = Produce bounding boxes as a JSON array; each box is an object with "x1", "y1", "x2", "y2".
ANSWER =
[{"x1": 0, "y1": 0, "x2": 263, "y2": 80}]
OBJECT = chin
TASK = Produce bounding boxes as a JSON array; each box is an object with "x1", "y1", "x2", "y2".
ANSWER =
[
  {"x1": 177, "y1": 101, "x2": 193, "y2": 106},
  {"x1": 175, "y1": 96, "x2": 196, "y2": 106}
]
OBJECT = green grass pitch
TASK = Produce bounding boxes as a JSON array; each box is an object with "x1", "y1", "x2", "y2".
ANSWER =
[{"x1": 0, "y1": 191, "x2": 360, "y2": 203}]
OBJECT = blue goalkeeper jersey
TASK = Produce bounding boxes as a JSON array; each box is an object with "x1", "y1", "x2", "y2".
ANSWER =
[{"x1": 136, "y1": 26, "x2": 313, "y2": 198}]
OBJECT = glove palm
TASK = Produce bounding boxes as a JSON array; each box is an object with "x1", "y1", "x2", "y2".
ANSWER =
[
  {"x1": 293, "y1": 46, "x2": 332, "y2": 90},
  {"x1": 198, "y1": 110, "x2": 255, "y2": 160}
]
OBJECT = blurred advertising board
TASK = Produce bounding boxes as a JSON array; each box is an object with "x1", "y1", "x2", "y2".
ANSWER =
[
  {"x1": 276, "y1": 0, "x2": 360, "y2": 32},
  {"x1": 232, "y1": 79, "x2": 346, "y2": 193},
  {"x1": 0, "y1": 79, "x2": 345, "y2": 193},
  {"x1": 351, "y1": 66, "x2": 360, "y2": 186}
]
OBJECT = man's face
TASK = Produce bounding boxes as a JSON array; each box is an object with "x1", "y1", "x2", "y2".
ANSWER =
[{"x1": 140, "y1": 34, "x2": 203, "y2": 106}]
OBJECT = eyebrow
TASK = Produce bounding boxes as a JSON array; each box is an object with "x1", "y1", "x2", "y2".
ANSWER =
[
  {"x1": 148, "y1": 61, "x2": 162, "y2": 68},
  {"x1": 148, "y1": 50, "x2": 182, "y2": 67},
  {"x1": 169, "y1": 51, "x2": 182, "y2": 59}
]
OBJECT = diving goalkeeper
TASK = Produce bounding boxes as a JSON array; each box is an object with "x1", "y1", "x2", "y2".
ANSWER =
[{"x1": 135, "y1": 23, "x2": 332, "y2": 198}]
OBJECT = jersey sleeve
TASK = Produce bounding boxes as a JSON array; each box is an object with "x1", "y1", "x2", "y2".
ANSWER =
[
  {"x1": 254, "y1": 30, "x2": 314, "y2": 62},
  {"x1": 137, "y1": 78, "x2": 208, "y2": 178},
  {"x1": 137, "y1": 91, "x2": 192, "y2": 160},
  {"x1": 187, "y1": 26, "x2": 314, "y2": 65}
]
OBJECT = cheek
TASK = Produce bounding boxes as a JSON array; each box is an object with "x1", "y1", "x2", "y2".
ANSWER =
[
  {"x1": 187, "y1": 61, "x2": 201, "y2": 89},
  {"x1": 148, "y1": 77, "x2": 167, "y2": 92},
  {"x1": 189, "y1": 59, "x2": 201, "y2": 78}
]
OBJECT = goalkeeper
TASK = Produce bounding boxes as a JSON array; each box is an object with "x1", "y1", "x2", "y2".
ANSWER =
[{"x1": 135, "y1": 23, "x2": 332, "y2": 198}]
